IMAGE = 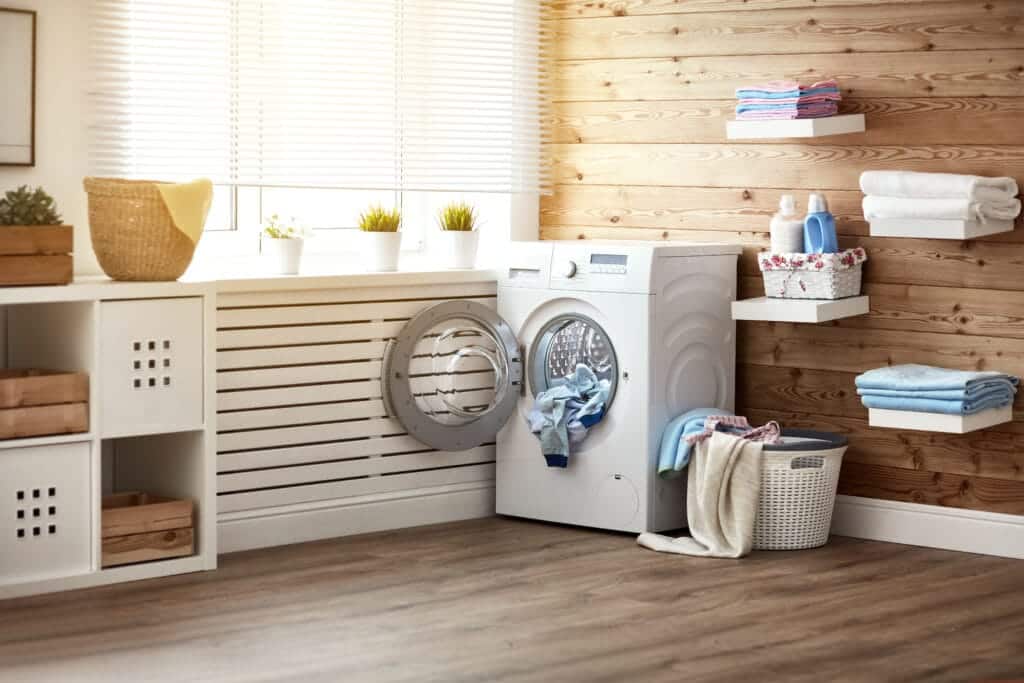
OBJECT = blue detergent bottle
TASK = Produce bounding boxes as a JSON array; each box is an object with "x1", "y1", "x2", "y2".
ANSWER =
[{"x1": 803, "y1": 192, "x2": 839, "y2": 253}]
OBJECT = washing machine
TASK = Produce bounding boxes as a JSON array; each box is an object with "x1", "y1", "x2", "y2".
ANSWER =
[{"x1": 380, "y1": 240, "x2": 740, "y2": 534}]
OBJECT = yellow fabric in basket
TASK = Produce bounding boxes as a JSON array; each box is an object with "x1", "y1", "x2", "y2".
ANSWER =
[{"x1": 155, "y1": 178, "x2": 214, "y2": 245}]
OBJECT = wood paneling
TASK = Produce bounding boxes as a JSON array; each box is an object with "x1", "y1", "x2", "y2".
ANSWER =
[
  {"x1": 553, "y1": 50, "x2": 1024, "y2": 101},
  {"x1": 554, "y1": 3, "x2": 1024, "y2": 60},
  {"x1": 544, "y1": 1, "x2": 1024, "y2": 515}
]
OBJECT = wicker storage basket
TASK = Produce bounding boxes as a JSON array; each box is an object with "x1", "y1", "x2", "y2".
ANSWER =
[
  {"x1": 83, "y1": 178, "x2": 197, "y2": 281},
  {"x1": 753, "y1": 430, "x2": 847, "y2": 551},
  {"x1": 759, "y1": 248, "x2": 867, "y2": 300}
]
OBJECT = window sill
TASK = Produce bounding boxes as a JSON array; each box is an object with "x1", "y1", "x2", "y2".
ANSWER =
[{"x1": 182, "y1": 258, "x2": 499, "y2": 293}]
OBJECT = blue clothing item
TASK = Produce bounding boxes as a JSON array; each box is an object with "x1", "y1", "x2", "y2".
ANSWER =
[
  {"x1": 656, "y1": 407, "x2": 734, "y2": 478},
  {"x1": 860, "y1": 391, "x2": 1013, "y2": 416},
  {"x1": 857, "y1": 385, "x2": 1012, "y2": 401},
  {"x1": 527, "y1": 364, "x2": 610, "y2": 468},
  {"x1": 855, "y1": 364, "x2": 1020, "y2": 394},
  {"x1": 735, "y1": 86, "x2": 838, "y2": 99}
]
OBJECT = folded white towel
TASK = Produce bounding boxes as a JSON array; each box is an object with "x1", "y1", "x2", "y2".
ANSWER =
[
  {"x1": 863, "y1": 195, "x2": 1022, "y2": 224},
  {"x1": 860, "y1": 171, "x2": 1019, "y2": 202}
]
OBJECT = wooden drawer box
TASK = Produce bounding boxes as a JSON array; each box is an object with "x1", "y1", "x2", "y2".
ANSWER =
[
  {"x1": 0, "y1": 226, "x2": 73, "y2": 286},
  {"x1": 101, "y1": 492, "x2": 194, "y2": 568},
  {"x1": 0, "y1": 370, "x2": 89, "y2": 440}
]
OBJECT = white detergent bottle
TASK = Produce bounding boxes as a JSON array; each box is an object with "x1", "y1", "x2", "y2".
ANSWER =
[{"x1": 769, "y1": 194, "x2": 804, "y2": 254}]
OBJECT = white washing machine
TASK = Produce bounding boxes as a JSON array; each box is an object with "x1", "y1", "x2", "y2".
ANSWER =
[{"x1": 380, "y1": 240, "x2": 740, "y2": 534}]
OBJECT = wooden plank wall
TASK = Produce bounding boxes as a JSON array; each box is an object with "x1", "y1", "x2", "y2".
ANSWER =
[{"x1": 541, "y1": 0, "x2": 1024, "y2": 514}]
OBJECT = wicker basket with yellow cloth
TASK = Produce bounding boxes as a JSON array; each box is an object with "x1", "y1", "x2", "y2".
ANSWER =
[{"x1": 83, "y1": 177, "x2": 212, "y2": 281}]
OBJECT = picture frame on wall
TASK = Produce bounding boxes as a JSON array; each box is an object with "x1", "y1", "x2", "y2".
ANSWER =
[{"x1": 0, "y1": 7, "x2": 36, "y2": 166}]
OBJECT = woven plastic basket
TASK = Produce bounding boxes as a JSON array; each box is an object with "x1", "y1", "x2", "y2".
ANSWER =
[
  {"x1": 753, "y1": 430, "x2": 847, "y2": 551},
  {"x1": 83, "y1": 177, "x2": 198, "y2": 281},
  {"x1": 759, "y1": 248, "x2": 867, "y2": 300}
]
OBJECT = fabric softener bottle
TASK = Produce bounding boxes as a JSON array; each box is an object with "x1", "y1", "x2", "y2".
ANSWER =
[{"x1": 803, "y1": 192, "x2": 839, "y2": 253}]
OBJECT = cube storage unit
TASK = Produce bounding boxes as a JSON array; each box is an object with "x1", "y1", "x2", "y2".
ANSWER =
[
  {"x1": 0, "y1": 280, "x2": 216, "y2": 600},
  {"x1": 0, "y1": 442, "x2": 92, "y2": 584}
]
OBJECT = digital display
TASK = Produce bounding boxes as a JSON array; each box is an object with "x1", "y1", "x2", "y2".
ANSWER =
[{"x1": 590, "y1": 253, "x2": 628, "y2": 266}]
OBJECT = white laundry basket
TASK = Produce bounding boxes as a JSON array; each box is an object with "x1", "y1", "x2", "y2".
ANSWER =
[{"x1": 753, "y1": 430, "x2": 847, "y2": 551}]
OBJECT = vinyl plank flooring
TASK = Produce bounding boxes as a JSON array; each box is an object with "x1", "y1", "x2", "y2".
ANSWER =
[{"x1": 0, "y1": 518, "x2": 1022, "y2": 682}]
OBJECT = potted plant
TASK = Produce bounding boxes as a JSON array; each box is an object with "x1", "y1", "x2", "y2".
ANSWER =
[
  {"x1": 261, "y1": 214, "x2": 306, "y2": 275},
  {"x1": 358, "y1": 205, "x2": 402, "y2": 272},
  {"x1": 0, "y1": 185, "x2": 72, "y2": 286},
  {"x1": 437, "y1": 201, "x2": 478, "y2": 269}
]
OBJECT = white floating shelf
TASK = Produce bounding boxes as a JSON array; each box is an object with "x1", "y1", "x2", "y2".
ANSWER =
[
  {"x1": 869, "y1": 218, "x2": 1014, "y2": 239},
  {"x1": 726, "y1": 114, "x2": 865, "y2": 140},
  {"x1": 868, "y1": 405, "x2": 1013, "y2": 434},
  {"x1": 731, "y1": 295, "x2": 869, "y2": 323}
]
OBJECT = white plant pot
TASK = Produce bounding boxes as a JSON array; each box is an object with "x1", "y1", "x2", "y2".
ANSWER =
[
  {"x1": 439, "y1": 230, "x2": 479, "y2": 269},
  {"x1": 361, "y1": 231, "x2": 402, "y2": 272},
  {"x1": 263, "y1": 237, "x2": 304, "y2": 275}
]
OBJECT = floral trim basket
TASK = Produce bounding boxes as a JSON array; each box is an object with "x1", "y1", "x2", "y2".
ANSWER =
[{"x1": 759, "y1": 248, "x2": 867, "y2": 300}]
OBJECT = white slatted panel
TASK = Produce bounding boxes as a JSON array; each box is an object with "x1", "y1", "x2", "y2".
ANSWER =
[{"x1": 216, "y1": 284, "x2": 499, "y2": 526}]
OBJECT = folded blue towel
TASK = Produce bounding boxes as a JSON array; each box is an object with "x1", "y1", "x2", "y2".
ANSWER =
[
  {"x1": 860, "y1": 391, "x2": 1013, "y2": 416},
  {"x1": 656, "y1": 407, "x2": 734, "y2": 478},
  {"x1": 857, "y1": 384, "x2": 1014, "y2": 401},
  {"x1": 855, "y1": 364, "x2": 1019, "y2": 394}
]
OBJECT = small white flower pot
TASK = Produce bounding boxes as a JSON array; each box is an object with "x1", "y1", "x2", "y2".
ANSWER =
[
  {"x1": 439, "y1": 230, "x2": 479, "y2": 269},
  {"x1": 361, "y1": 231, "x2": 402, "y2": 272},
  {"x1": 263, "y1": 237, "x2": 304, "y2": 275}
]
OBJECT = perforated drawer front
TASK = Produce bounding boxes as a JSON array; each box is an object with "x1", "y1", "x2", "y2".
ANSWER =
[
  {"x1": 0, "y1": 442, "x2": 91, "y2": 586},
  {"x1": 100, "y1": 298, "x2": 204, "y2": 438}
]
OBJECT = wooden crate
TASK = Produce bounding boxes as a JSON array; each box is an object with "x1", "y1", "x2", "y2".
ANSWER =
[
  {"x1": 0, "y1": 370, "x2": 89, "y2": 439},
  {"x1": 101, "y1": 492, "x2": 195, "y2": 568},
  {"x1": 0, "y1": 226, "x2": 73, "y2": 286}
]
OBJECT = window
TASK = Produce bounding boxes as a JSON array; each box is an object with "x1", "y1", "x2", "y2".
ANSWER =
[{"x1": 89, "y1": 1, "x2": 550, "y2": 258}]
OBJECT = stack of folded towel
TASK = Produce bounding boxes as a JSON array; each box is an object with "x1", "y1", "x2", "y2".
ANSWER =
[
  {"x1": 735, "y1": 79, "x2": 841, "y2": 120},
  {"x1": 861, "y1": 171, "x2": 1022, "y2": 225},
  {"x1": 855, "y1": 364, "x2": 1019, "y2": 416}
]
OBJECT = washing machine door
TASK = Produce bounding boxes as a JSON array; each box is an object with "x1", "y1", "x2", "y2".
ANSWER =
[
  {"x1": 529, "y1": 313, "x2": 618, "y2": 409},
  {"x1": 382, "y1": 300, "x2": 522, "y2": 451}
]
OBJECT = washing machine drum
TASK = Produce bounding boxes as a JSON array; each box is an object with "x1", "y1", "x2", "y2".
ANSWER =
[
  {"x1": 383, "y1": 300, "x2": 523, "y2": 451},
  {"x1": 529, "y1": 313, "x2": 618, "y2": 407}
]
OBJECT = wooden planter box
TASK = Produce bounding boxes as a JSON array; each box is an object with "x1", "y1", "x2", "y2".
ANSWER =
[
  {"x1": 0, "y1": 225, "x2": 73, "y2": 286},
  {"x1": 0, "y1": 369, "x2": 89, "y2": 439},
  {"x1": 101, "y1": 492, "x2": 195, "y2": 568}
]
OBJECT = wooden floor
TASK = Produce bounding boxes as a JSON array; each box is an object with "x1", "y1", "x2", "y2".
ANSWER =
[{"x1": 2, "y1": 518, "x2": 1023, "y2": 682}]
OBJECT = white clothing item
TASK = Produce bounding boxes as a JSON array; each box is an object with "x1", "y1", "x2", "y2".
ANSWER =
[
  {"x1": 637, "y1": 431, "x2": 763, "y2": 559},
  {"x1": 859, "y1": 171, "x2": 1019, "y2": 202},
  {"x1": 863, "y1": 195, "x2": 1022, "y2": 224}
]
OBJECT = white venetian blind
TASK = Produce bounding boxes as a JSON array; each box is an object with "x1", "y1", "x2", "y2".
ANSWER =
[{"x1": 89, "y1": 0, "x2": 551, "y2": 193}]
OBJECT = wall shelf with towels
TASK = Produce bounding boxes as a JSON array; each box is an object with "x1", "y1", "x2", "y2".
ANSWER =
[
  {"x1": 868, "y1": 218, "x2": 1015, "y2": 239},
  {"x1": 726, "y1": 114, "x2": 865, "y2": 140},
  {"x1": 731, "y1": 295, "x2": 869, "y2": 323},
  {"x1": 868, "y1": 405, "x2": 1012, "y2": 434}
]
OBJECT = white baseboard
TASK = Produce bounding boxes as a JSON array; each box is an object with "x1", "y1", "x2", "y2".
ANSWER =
[
  {"x1": 218, "y1": 482, "x2": 496, "y2": 554},
  {"x1": 831, "y1": 495, "x2": 1024, "y2": 559}
]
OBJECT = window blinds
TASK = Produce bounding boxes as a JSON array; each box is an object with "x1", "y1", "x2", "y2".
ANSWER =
[{"x1": 89, "y1": 0, "x2": 551, "y2": 193}]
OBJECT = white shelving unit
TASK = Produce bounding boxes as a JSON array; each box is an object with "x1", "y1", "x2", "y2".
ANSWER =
[
  {"x1": 726, "y1": 113, "x2": 865, "y2": 140},
  {"x1": 869, "y1": 218, "x2": 1015, "y2": 239},
  {"x1": 732, "y1": 295, "x2": 869, "y2": 323},
  {"x1": 868, "y1": 405, "x2": 1012, "y2": 434},
  {"x1": 0, "y1": 280, "x2": 217, "y2": 600}
]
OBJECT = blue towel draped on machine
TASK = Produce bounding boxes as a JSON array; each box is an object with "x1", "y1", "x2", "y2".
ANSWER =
[
  {"x1": 528, "y1": 364, "x2": 610, "y2": 468},
  {"x1": 855, "y1": 364, "x2": 1019, "y2": 415}
]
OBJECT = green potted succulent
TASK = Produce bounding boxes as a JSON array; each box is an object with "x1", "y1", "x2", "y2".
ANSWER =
[
  {"x1": 358, "y1": 205, "x2": 402, "y2": 272},
  {"x1": 261, "y1": 214, "x2": 306, "y2": 275},
  {"x1": 0, "y1": 185, "x2": 72, "y2": 286},
  {"x1": 437, "y1": 201, "x2": 478, "y2": 269}
]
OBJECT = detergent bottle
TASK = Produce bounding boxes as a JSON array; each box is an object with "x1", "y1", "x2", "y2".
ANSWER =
[
  {"x1": 803, "y1": 192, "x2": 839, "y2": 253},
  {"x1": 769, "y1": 194, "x2": 804, "y2": 254}
]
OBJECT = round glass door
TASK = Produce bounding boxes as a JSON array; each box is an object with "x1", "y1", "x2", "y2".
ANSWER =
[
  {"x1": 529, "y1": 314, "x2": 618, "y2": 407},
  {"x1": 383, "y1": 300, "x2": 522, "y2": 451}
]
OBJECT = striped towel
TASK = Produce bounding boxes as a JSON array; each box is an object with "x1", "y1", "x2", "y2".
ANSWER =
[{"x1": 735, "y1": 78, "x2": 841, "y2": 120}]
